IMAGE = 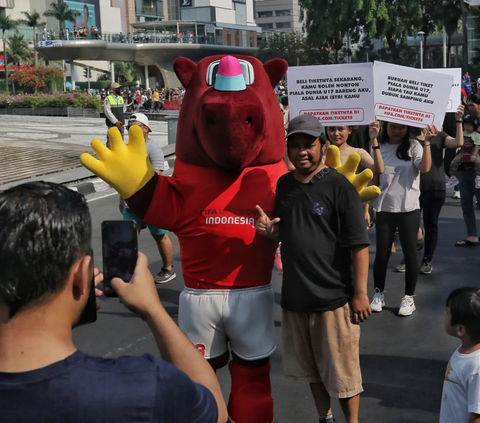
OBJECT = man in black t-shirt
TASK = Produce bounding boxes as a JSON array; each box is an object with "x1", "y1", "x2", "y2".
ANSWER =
[{"x1": 255, "y1": 115, "x2": 371, "y2": 423}]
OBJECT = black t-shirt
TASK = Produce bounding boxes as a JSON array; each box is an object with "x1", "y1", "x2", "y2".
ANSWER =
[
  {"x1": 0, "y1": 351, "x2": 217, "y2": 423},
  {"x1": 274, "y1": 168, "x2": 370, "y2": 313},
  {"x1": 418, "y1": 132, "x2": 448, "y2": 191}
]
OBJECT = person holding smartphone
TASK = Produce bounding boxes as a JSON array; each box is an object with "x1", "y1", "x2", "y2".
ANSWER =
[{"x1": 0, "y1": 182, "x2": 227, "y2": 423}]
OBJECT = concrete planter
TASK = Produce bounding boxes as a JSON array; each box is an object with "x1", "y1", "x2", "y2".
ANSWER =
[{"x1": 0, "y1": 107, "x2": 100, "y2": 118}]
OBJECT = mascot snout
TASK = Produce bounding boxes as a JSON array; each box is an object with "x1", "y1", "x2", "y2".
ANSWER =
[{"x1": 197, "y1": 91, "x2": 265, "y2": 170}]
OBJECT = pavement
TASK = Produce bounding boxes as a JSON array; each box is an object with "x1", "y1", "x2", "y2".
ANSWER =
[
  {"x1": 0, "y1": 115, "x2": 172, "y2": 188},
  {"x1": 77, "y1": 188, "x2": 473, "y2": 423}
]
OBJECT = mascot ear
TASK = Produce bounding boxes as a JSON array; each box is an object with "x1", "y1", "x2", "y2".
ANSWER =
[
  {"x1": 173, "y1": 57, "x2": 198, "y2": 90},
  {"x1": 263, "y1": 59, "x2": 288, "y2": 89}
]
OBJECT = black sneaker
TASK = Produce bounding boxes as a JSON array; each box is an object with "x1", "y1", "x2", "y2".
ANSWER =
[
  {"x1": 154, "y1": 267, "x2": 176, "y2": 284},
  {"x1": 419, "y1": 258, "x2": 433, "y2": 275}
]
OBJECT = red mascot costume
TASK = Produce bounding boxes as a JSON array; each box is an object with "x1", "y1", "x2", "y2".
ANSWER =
[
  {"x1": 81, "y1": 55, "x2": 379, "y2": 423},
  {"x1": 82, "y1": 55, "x2": 289, "y2": 423}
]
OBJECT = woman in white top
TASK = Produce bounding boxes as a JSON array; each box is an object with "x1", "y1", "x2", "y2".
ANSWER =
[{"x1": 370, "y1": 122, "x2": 434, "y2": 317}]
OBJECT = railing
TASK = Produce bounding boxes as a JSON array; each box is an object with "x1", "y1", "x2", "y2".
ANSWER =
[{"x1": 36, "y1": 31, "x2": 213, "y2": 45}]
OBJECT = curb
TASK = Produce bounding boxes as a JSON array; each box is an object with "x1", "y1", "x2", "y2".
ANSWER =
[{"x1": 68, "y1": 158, "x2": 175, "y2": 195}]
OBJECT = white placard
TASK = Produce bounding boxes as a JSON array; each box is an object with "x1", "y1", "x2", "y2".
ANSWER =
[
  {"x1": 38, "y1": 40, "x2": 63, "y2": 47},
  {"x1": 287, "y1": 63, "x2": 375, "y2": 126},
  {"x1": 373, "y1": 61, "x2": 453, "y2": 128},
  {"x1": 426, "y1": 68, "x2": 462, "y2": 112}
]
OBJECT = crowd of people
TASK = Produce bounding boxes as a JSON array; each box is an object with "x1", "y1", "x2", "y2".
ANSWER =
[
  {"x1": 0, "y1": 64, "x2": 479, "y2": 423},
  {"x1": 99, "y1": 85, "x2": 185, "y2": 113}
]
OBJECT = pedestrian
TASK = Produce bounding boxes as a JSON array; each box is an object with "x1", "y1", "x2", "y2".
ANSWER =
[
  {"x1": 451, "y1": 113, "x2": 480, "y2": 246},
  {"x1": 370, "y1": 122, "x2": 433, "y2": 316},
  {"x1": 104, "y1": 82, "x2": 126, "y2": 148},
  {"x1": 153, "y1": 87, "x2": 161, "y2": 111},
  {"x1": 0, "y1": 182, "x2": 227, "y2": 423},
  {"x1": 440, "y1": 287, "x2": 480, "y2": 423},
  {"x1": 326, "y1": 121, "x2": 384, "y2": 230},
  {"x1": 413, "y1": 106, "x2": 465, "y2": 272},
  {"x1": 256, "y1": 115, "x2": 371, "y2": 423},
  {"x1": 119, "y1": 113, "x2": 176, "y2": 284}
]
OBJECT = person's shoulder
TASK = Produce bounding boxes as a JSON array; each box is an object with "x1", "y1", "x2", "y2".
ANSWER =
[
  {"x1": 278, "y1": 170, "x2": 295, "y2": 184},
  {"x1": 82, "y1": 352, "x2": 169, "y2": 375},
  {"x1": 326, "y1": 169, "x2": 360, "y2": 195}
]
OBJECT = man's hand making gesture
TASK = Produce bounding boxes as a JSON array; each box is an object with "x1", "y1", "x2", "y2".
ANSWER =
[{"x1": 255, "y1": 205, "x2": 281, "y2": 240}]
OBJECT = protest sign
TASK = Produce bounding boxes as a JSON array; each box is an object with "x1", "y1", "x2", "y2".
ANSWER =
[
  {"x1": 373, "y1": 61, "x2": 453, "y2": 128},
  {"x1": 287, "y1": 63, "x2": 375, "y2": 126},
  {"x1": 426, "y1": 68, "x2": 462, "y2": 112}
]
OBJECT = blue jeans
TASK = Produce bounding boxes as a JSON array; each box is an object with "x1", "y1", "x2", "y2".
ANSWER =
[{"x1": 459, "y1": 169, "x2": 480, "y2": 237}]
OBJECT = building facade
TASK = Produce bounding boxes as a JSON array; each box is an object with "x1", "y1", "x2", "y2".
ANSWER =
[{"x1": 254, "y1": 0, "x2": 301, "y2": 32}]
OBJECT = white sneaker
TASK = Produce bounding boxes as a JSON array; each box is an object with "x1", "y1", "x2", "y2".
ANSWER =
[
  {"x1": 446, "y1": 176, "x2": 459, "y2": 188},
  {"x1": 370, "y1": 288, "x2": 385, "y2": 312},
  {"x1": 398, "y1": 295, "x2": 416, "y2": 316},
  {"x1": 476, "y1": 176, "x2": 480, "y2": 189},
  {"x1": 453, "y1": 190, "x2": 461, "y2": 199}
]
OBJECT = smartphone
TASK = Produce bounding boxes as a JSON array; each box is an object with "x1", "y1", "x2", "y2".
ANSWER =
[
  {"x1": 75, "y1": 253, "x2": 97, "y2": 328},
  {"x1": 101, "y1": 220, "x2": 138, "y2": 298},
  {"x1": 75, "y1": 275, "x2": 97, "y2": 327}
]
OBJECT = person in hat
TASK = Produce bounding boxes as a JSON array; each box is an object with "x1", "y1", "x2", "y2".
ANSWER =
[
  {"x1": 104, "y1": 82, "x2": 126, "y2": 147},
  {"x1": 255, "y1": 114, "x2": 371, "y2": 423},
  {"x1": 119, "y1": 113, "x2": 176, "y2": 284}
]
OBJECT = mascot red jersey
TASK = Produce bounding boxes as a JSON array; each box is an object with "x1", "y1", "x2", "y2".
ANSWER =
[{"x1": 82, "y1": 55, "x2": 289, "y2": 423}]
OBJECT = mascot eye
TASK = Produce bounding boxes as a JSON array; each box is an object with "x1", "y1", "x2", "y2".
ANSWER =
[{"x1": 245, "y1": 117, "x2": 252, "y2": 125}]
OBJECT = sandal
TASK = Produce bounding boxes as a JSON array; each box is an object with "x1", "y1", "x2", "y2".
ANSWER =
[
  {"x1": 455, "y1": 239, "x2": 480, "y2": 247},
  {"x1": 416, "y1": 228, "x2": 425, "y2": 251}
]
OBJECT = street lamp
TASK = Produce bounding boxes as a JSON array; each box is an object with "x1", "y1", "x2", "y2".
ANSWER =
[
  {"x1": 365, "y1": 46, "x2": 370, "y2": 63},
  {"x1": 417, "y1": 31, "x2": 425, "y2": 69}
]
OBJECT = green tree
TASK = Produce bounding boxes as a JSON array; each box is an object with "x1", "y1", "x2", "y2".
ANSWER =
[
  {"x1": 7, "y1": 34, "x2": 31, "y2": 67},
  {"x1": 43, "y1": 2, "x2": 79, "y2": 32},
  {"x1": 257, "y1": 32, "x2": 308, "y2": 66},
  {"x1": 373, "y1": 0, "x2": 422, "y2": 64},
  {"x1": 114, "y1": 61, "x2": 140, "y2": 83},
  {"x1": 0, "y1": 14, "x2": 19, "y2": 91},
  {"x1": 21, "y1": 10, "x2": 44, "y2": 67}
]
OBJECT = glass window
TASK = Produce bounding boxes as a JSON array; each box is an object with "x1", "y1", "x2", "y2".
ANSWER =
[
  {"x1": 235, "y1": 2, "x2": 247, "y2": 25},
  {"x1": 276, "y1": 22, "x2": 291, "y2": 29},
  {"x1": 258, "y1": 11, "x2": 273, "y2": 18},
  {"x1": 259, "y1": 23, "x2": 273, "y2": 30},
  {"x1": 242, "y1": 31, "x2": 247, "y2": 47},
  {"x1": 215, "y1": 29, "x2": 223, "y2": 45},
  {"x1": 275, "y1": 10, "x2": 291, "y2": 16},
  {"x1": 249, "y1": 31, "x2": 255, "y2": 47},
  {"x1": 235, "y1": 30, "x2": 240, "y2": 46},
  {"x1": 226, "y1": 28, "x2": 232, "y2": 46}
]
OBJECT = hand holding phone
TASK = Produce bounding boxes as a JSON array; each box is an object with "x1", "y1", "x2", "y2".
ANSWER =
[
  {"x1": 102, "y1": 220, "x2": 138, "y2": 297},
  {"x1": 111, "y1": 252, "x2": 162, "y2": 320}
]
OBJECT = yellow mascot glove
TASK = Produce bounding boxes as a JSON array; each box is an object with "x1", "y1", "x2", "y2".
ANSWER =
[
  {"x1": 325, "y1": 145, "x2": 381, "y2": 202},
  {"x1": 80, "y1": 126, "x2": 155, "y2": 199}
]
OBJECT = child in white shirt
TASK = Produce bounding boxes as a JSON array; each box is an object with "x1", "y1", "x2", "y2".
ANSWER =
[{"x1": 440, "y1": 287, "x2": 480, "y2": 423}]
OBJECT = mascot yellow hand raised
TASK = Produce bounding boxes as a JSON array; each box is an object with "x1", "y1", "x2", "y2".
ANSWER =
[
  {"x1": 325, "y1": 145, "x2": 381, "y2": 202},
  {"x1": 80, "y1": 125, "x2": 154, "y2": 199}
]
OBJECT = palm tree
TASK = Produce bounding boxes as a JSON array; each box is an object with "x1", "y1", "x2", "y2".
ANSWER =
[
  {"x1": 21, "y1": 10, "x2": 44, "y2": 67},
  {"x1": 114, "y1": 61, "x2": 140, "y2": 83},
  {"x1": 7, "y1": 33, "x2": 31, "y2": 94},
  {"x1": 0, "y1": 14, "x2": 19, "y2": 91},
  {"x1": 7, "y1": 34, "x2": 31, "y2": 68},
  {"x1": 43, "y1": 2, "x2": 79, "y2": 33}
]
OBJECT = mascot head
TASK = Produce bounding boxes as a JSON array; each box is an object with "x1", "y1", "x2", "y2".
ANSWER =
[{"x1": 173, "y1": 55, "x2": 288, "y2": 171}]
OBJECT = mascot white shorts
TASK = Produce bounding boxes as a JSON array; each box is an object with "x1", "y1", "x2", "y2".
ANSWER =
[{"x1": 179, "y1": 284, "x2": 276, "y2": 360}]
